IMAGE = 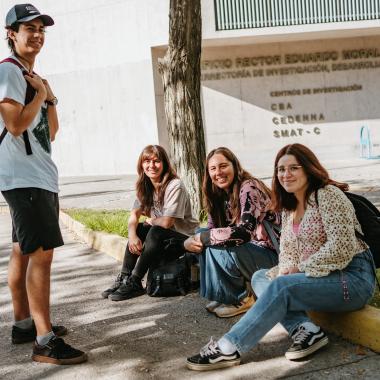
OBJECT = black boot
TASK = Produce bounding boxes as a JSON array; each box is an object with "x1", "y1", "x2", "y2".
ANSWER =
[
  {"x1": 101, "y1": 272, "x2": 127, "y2": 299},
  {"x1": 109, "y1": 275, "x2": 145, "y2": 301}
]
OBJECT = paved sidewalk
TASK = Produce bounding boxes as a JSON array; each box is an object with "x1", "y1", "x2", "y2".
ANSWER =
[{"x1": 1, "y1": 212, "x2": 380, "y2": 379}]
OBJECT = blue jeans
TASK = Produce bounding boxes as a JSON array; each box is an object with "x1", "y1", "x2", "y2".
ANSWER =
[
  {"x1": 224, "y1": 250, "x2": 376, "y2": 353},
  {"x1": 199, "y1": 242, "x2": 278, "y2": 305}
]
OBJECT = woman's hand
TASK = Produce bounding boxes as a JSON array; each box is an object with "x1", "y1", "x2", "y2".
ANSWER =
[
  {"x1": 279, "y1": 266, "x2": 300, "y2": 276},
  {"x1": 128, "y1": 235, "x2": 143, "y2": 255},
  {"x1": 184, "y1": 234, "x2": 203, "y2": 254}
]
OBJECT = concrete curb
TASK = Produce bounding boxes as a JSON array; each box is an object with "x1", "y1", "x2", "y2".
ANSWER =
[
  {"x1": 59, "y1": 211, "x2": 380, "y2": 353},
  {"x1": 59, "y1": 211, "x2": 127, "y2": 262},
  {"x1": 309, "y1": 306, "x2": 380, "y2": 353}
]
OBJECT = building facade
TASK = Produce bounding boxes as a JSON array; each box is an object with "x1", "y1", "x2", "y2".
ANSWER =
[{"x1": 1, "y1": 0, "x2": 379, "y2": 177}]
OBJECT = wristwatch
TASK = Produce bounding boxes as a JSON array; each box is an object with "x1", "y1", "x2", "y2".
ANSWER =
[{"x1": 46, "y1": 97, "x2": 58, "y2": 106}]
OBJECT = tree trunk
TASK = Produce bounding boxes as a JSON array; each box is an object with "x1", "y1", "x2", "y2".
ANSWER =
[{"x1": 158, "y1": 0, "x2": 206, "y2": 217}]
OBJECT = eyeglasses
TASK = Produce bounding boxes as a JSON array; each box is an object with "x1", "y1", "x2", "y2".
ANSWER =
[{"x1": 276, "y1": 165, "x2": 302, "y2": 175}]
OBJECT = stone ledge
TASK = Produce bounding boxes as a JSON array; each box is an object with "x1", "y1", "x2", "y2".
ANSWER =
[
  {"x1": 309, "y1": 306, "x2": 380, "y2": 353},
  {"x1": 60, "y1": 210, "x2": 380, "y2": 353},
  {"x1": 59, "y1": 210, "x2": 127, "y2": 262}
]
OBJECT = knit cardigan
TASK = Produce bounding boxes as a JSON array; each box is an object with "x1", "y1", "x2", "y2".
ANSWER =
[{"x1": 267, "y1": 185, "x2": 368, "y2": 278}]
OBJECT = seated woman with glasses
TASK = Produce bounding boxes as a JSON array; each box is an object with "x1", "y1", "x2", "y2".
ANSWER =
[
  {"x1": 184, "y1": 147, "x2": 279, "y2": 318},
  {"x1": 101, "y1": 144, "x2": 199, "y2": 301},
  {"x1": 186, "y1": 143, "x2": 376, "y2": 371}
]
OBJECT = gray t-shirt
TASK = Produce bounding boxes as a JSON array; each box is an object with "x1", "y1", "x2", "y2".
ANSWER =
[
  {"x1": 133, "y1": 178, "x2": 199, "y2": 236},
  {"x1": 0, "y1": 56, "x2": 58, "y2": 192}
]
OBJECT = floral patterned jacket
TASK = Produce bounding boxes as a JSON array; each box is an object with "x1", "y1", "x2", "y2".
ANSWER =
[
  {"x1": 200, "y1": 179, "x2": 280, "y2": 250},
  {"x1": 267, "y1": 185, "x2": 368, "y2": 279}
]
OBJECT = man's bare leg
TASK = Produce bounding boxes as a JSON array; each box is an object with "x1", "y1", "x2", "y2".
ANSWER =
[
  {"x1": 8, "y1": 243, "x2": 30, "y2": 321},
  {"x1": 26, "y1": 247, "x2": 53, "y2": 336}
]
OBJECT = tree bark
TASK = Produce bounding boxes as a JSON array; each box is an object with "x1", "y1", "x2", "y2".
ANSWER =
[{"x1": 158, "y1": 0, "x2": 206, "y2": 217}]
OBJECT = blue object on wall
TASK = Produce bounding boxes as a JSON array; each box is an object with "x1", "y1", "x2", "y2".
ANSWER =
[{"x1": 360, "y1": 126, "x2": 373, "y2": 159}]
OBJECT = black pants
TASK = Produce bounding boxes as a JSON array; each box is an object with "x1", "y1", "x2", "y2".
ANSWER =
[{"x1": 122, "y1": 223, "x2": 188, "y2": 279}]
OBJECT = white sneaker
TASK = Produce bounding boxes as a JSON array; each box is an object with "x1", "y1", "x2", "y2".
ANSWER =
[
  {"x1": 205, "y1": 301, "x2": 222, "y2": 313},
  {"x1": 214, "y1": 295, "x2": 254, "y2": 318}
]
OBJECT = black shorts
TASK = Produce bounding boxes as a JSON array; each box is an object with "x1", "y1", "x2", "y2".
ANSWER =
[{"x1": 1, "y1": 188, "x2": 64, "y2": 255}]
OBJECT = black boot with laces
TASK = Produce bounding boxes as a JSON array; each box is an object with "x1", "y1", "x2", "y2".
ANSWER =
[
  {"x1": 101, "y1": 272, "x2": 126, "y2": 299},
  {"x1": 109, "y1": 275, "x2": 145, "y2": 301}
]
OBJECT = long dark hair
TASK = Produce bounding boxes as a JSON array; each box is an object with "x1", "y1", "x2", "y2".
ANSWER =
[
  {"x1": 272, "y1": 143, "x2": 348, "y2": 211},
  {"x1": 202, "y1": 147, "x2": 271, "y2": 227},
  {"x1": 136, "y1": 145, "x2": 177, "y2": 216}
]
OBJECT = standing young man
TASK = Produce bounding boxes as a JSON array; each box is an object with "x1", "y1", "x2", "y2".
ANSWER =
[{"x1": 0, "y1": 4, "x2": 87, "y2": 364}]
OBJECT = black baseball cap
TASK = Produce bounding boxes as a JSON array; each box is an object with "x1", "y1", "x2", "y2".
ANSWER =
[{"x1": 5, "y1": 3, "x2": 54, "y2": 27}]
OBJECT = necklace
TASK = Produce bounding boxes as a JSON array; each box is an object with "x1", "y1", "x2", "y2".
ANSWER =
[{"x1": 293, "y1": 211, "x2": 304, "y2": 224}]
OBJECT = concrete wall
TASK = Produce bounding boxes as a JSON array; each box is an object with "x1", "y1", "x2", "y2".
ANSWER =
[
  {"x1": 154, "y1": 35, "x2": 380, "y2": 176},
  {"x1": 198, "y1": 35, "x2": 380, "y2": 175},
  {"x1": 0, "y1": 0, "x2": 170, "y2": 176}
]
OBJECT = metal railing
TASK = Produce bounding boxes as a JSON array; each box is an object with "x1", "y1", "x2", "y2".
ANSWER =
[{"x1": 214, "y1": 0, "x2": 380, "y2": 30}]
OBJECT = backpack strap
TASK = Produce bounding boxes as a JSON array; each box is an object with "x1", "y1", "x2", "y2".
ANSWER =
[
  {"x1": 22, "y1": 130, "x2": 33, "y2": 155},
  {"x1": 0, "y1": 57, "x2": 36, "y2": 155},
  {"x1": 151, "y1": 275, "x2": 161, "y2": 297},
  {"x1": 262, "y1": 219, "x2": 280, "y2": 255},
  {"x1": 315, "y1": 188, "x2": 366, "y2": 242},
  {"x1": 0, "y1": 127, "x2": 7, "y2": 145},
  {"x1": 176, "y1": 276, "x2": 187, "y2": 296}
]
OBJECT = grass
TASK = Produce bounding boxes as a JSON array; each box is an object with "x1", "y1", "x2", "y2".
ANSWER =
[
  {"x1": 64, "y1": 208, "x2": 380, "y2": 309},
  {"x1": 369, "y1": 269, "x2": 380, "y2": 308},
  {"x1": 65, "y1": 208, "x2": 207, "y2": 236},
  {"x1": 64, "y1": 208, "x2": 131, "y2": 238},
  {"x1": 199, "y1": 209, "x2": 208, "y2": 225}
]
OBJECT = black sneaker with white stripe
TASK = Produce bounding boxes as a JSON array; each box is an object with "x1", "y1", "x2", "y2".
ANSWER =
[
  {"x1": 186, "y1": 337, "x2": 241, "y2": 371},
  {"x1": 285, "y1": 324, "x2": 329, "y2": 360}
]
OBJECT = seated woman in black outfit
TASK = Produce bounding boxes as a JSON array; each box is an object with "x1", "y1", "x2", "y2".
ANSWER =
[{"x1": 101, "y1": 145, "x2": 199, "y2": 301}]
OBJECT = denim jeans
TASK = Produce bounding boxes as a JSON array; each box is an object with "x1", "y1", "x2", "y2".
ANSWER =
[
  {"x1": 224, "y1": 250, "x2": 376, "y2": 353},
  {"x1": 199, "y1": 241, "x2": 278, "y2": 305}
]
